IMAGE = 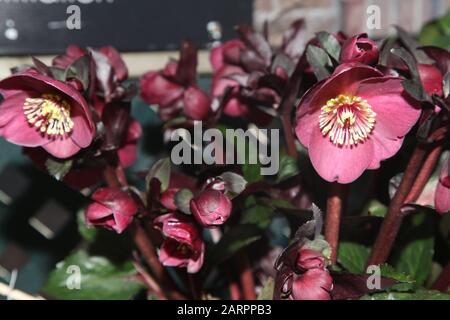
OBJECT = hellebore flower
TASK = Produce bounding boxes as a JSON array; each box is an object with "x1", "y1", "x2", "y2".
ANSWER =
[
  {"x1": 210, "y1": 39, "x2": 245, "y2": 72},
  {"x1": 296, "y1": 249, "x2": 326, "y2": 271},
  {"x1": 86, "y1": 187, "x2": 138, "y2": 234},
  {"x1": 154, "y1": 213, "x2": 205, "y2": 273},
  {"x1": 435, "y1": 155, "x2": 450, "y2": 214},
  {"x1": 0, "y1": 69, "x2": 95, "y2": 159},
  {"x1": 190, "y1": 189, "x2": 232, "y2": 227},
  {"x1": 340, "y1": 34, "x2": 379, "y2": 65},
  {"x1": 160, "y1": 188, "x2": 180, "y2": 211},
  {"x1": 295, "y1": 64, "x2": 420, "y2": 183},
  {"x1": 291, "y1": 268, "x2": 333, "y2": 300},
  {"x1": 291, "y1": 248, "x2": 332, "y2": 300}
]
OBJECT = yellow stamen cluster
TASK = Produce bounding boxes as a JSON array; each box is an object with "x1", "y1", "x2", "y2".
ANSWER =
[
  {"x1": 319, "y1": 94, "x2": 376, "y2": 146},
  {"x1": 23, "y1": 94, "x2": 74, "y2": 137}
]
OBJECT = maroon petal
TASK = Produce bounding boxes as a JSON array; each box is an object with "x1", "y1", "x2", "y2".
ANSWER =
[
  {"x1": 86, "y1": 202, "x2": 113, "y2": 221},
  {"x1": 100, "y1": 46, "x2": 128, "y2": 82}
]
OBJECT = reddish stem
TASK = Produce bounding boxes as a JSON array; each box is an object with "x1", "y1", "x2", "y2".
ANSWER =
[
  {"x1": 432, "y1": 261, "x2": 450, "y2": 292},
  {"x1": 405, "y1": 144, "x2": 443, "y2": 203},
  {"x1": 226, "y1": 270, "x2": 241, "y2": 300},
  {"x1": 367, "y1": 145, "x2": 428, "y2": 266},
  {"x1": 238, "y1": 253, "x2": 256, "y2": 300},
  {"x1": 280, "y1": 114, "x2": 299, "y2": 160},
  {"x1": 325, "y1": 182, "x2": 348, "y2": 264}
]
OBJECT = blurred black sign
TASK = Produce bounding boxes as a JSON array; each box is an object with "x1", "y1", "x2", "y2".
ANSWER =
[{"x1": 0, "y1": 0, "x2": 252, "y2": 55}]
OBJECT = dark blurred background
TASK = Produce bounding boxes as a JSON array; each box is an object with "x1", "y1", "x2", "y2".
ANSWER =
[{"x1": 0, "y1": 0, "x2": 448, "y2": 299}]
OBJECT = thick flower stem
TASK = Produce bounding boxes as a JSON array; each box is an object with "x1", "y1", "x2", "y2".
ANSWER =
[
  {"x1": 280, "y1": 114, "x2": 299, "y2": 160},
  {"x1": 238, "y1": 252, "x2": 256, "y2": 300},
  {"x1": 367, "y1": 145, "x2": 428, "y2": 266},
  {"x1": 325, "y1": 182, "x2": 348, "y2": 264},
  {"x1": 405, "y1": 144, "x2": 443, "y2": 203},
  {"x1": 432, "y1": 261, "x2": 450, "y2": 292}
]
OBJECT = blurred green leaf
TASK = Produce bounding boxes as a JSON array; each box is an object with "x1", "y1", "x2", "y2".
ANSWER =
[
  {"x1": 241, "y1": 205, "x2": 273, "y2": 229},
  {"x1": 257, "y1": 278, "x2": 274, "y2": 300},
  {"x1": 42, "y1": 250, "x2": 144, "y2": 300},
  {"x1": 337, "y1": 242, "x2": 370, "y2": 274},
  {"x1": 45, "y1": 158, "x2": 73, "y2": 181},
  {"x1": 396, "y1": 237, "x2": 434, "y2": 287},
  {"x1": 316, "y1": 31, "x2": 342, "y2": 62},
  {"x1": 276, "y1": 155, "x2": 299, "y2": 183},
  {"x1": 306, "y1": 45, "x2": 332, "y2": 81},
  {"x1": 174, "y1": 188, "x2": 193, "y2": 215},
  {"x1": 77, "y1": 210, "x2": 97, "y2": 243}
]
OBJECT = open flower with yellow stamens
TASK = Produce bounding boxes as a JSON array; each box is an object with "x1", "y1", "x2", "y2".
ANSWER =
[
  {"x1": 0, "y1": 69, "x2": 95, "y2": 159},
  {"x1": 295, "y1": 64, "x2": 421, "y2": 183}
]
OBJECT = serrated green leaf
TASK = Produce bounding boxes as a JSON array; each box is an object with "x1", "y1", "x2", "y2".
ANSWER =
[
  {"x1": 396, "y1": 237, "x2": 434, "y2": 287},
  {"x1": 42, "y1": 250, "x2": 144, "y2": 300},
  {"x1": 380, "y1": 264, "x2": 415, "y2": 292},
  {"x1": 337, "y1": 242, "x2": 370, "y2": 274},
  {"x1": 45, "y1": 158, "x2": 73, "y2": 181}
]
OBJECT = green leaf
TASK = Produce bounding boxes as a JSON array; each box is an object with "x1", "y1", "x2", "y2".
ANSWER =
[
  {"x1": 45, "y1": 158, "x2": 73, "y2": 181},
  {"x1": 257, "y1": 278, "x2": 274, "y2": 300},
  {"x1": 306, "y1": 45, "x2": 332, "y2": 81},
  {"x1": 241, "y1": 205, "x2": 273, "y2": 229},
  {"x1": 316, "y1": 31, "x2": 341, "y2": 62},
  {"x1": 146, "y1": 158, "x2": 171, "y2": 192},
  {"x1": 337, "y1": 242, "x2": 370, "y2": 274},
  {"x1": 42, "y1": 250, "x2": 144, "y2": 300},
  {"x1": 77, "y1": 210, "x2": 97, "y2": 243},
  {"x1": 379, "y1": 264, "x2": 415, "y2": 292},
  {"x1": 242, "y1": 163, "x2": 262, "y2": 184},
  {"x1": 174, "y1": 188, "x2": 193, "y2": 215},
  {"x1": 395, "y1": 237, "x2": 434, "y2": 286},
  {"x1": 220, "y1": 172, "x2": 248, "y2": 195},
  {"x1": 206, "y1": 225, "x2": 262, "y2": 268},
  {"x1": 276, "y1": 155, "x2": 299, "y2": 183},
  {"x1": 361, "y1": 290, "x2": 450, "y2": 300},
  {"x1": 365, "y1": 200, "x2": 387, "y2": 218}
]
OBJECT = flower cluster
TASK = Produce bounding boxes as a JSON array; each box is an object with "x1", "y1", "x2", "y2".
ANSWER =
[{"x1": 0, "y1": 16, "x2": 449, "y2": 302}]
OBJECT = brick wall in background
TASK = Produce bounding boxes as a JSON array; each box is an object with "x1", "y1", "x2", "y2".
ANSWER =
[{"x1": 254, "y1": 0, "x2": 450, "y2": 44}]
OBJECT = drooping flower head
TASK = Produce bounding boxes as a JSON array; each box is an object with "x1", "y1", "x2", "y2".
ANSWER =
[
  {"x1": 0, "y1": 69, "x2": 95, "y2": 159},
  {"x1": 85, "y1": 187, "x2": 139, "y2": 234},
  {"x1": 154, "y1": 213, "x2": 205, "y2": 273},
  {"x1": 295, "y1": 64, "x2": 421, "y2": 183}
]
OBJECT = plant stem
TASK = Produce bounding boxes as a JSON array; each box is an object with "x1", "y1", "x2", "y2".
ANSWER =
[
  {"x1": 432, "y1": 261, "x2": 450, "y2": 292},
  {"x1": 238, "y1": 252, "x2": 256, "y2": 300},
  {"x1": 226, "y1": 270, "x2": 241, "y2": 300},
  {"x1": 405, "y1": 144, "x2": 443, "y2": 203},
  {"x1": 325, "y1": 182, "x2": 348, "y2": 264},
  {"x1": 280, "y1": 114, "x2": 299, "y2": 159},
  {"x1": 367, "y1": 145, "x2": 428, "y2": 266}
]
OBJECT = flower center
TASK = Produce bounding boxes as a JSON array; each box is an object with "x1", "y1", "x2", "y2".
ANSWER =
[
  {"x1": 319, "y1": 94, "x2": 376, "y2": 146},
  {"x1": 23, "y1": 94, "x2": 74, "y2": 137}
]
